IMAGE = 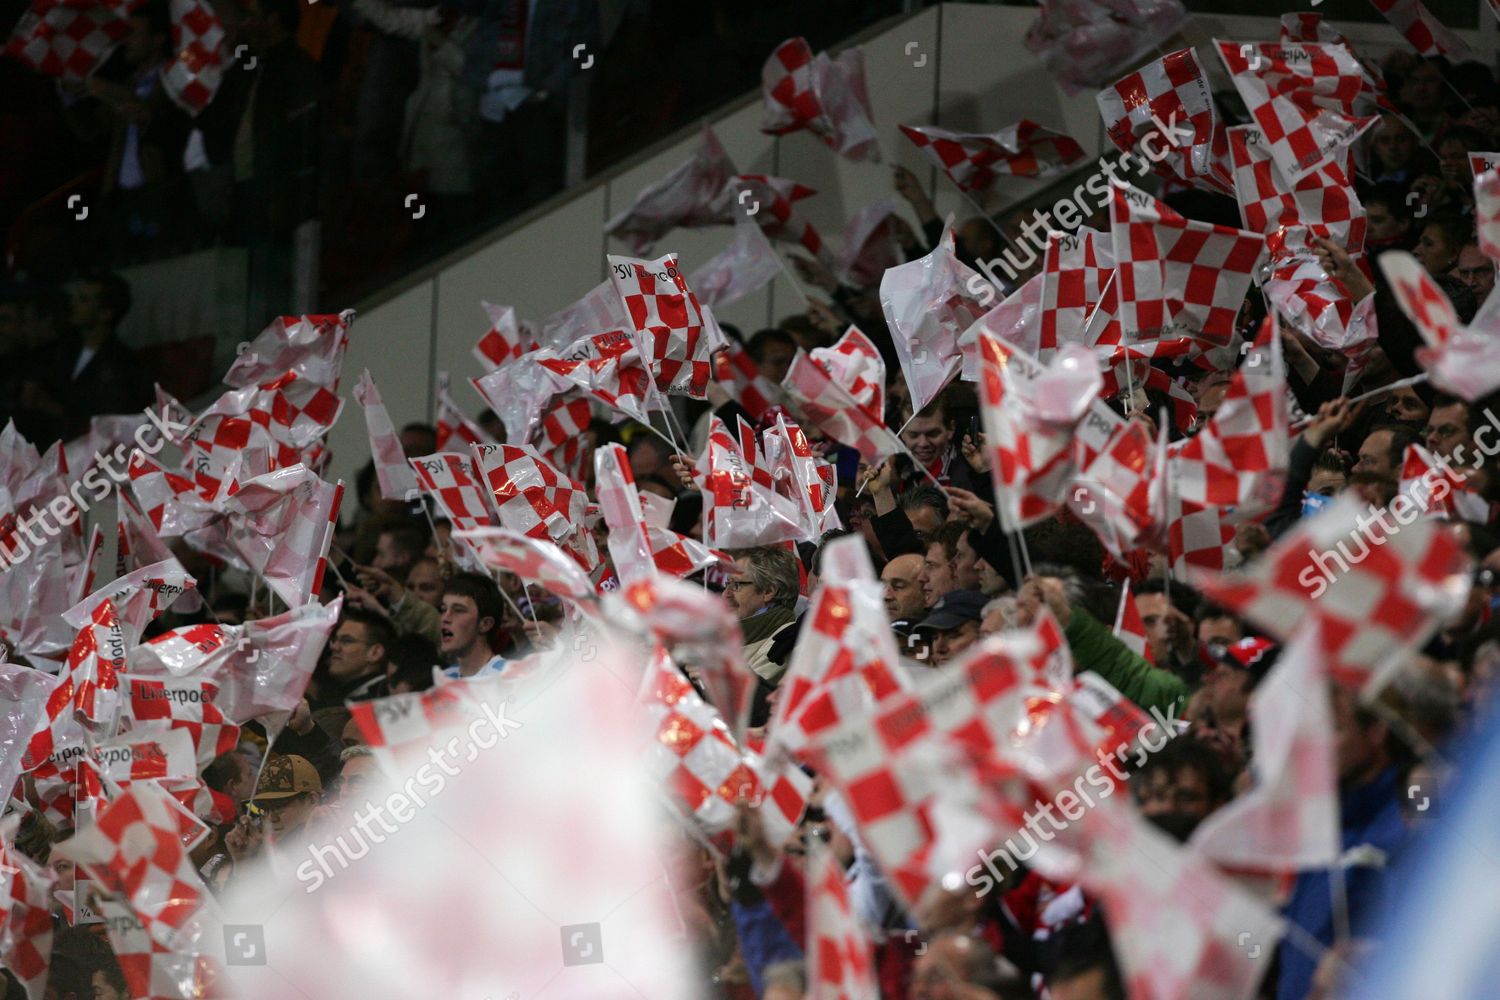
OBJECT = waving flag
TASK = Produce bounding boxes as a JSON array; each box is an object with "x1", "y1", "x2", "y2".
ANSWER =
[
  {"x1": 353, "y1": 369, "x2": 419, "y2": 502},
  {"x1": 1196, "y1": 493, "x2": 1470, "y2": 693},
  {"x1": 1098, "y1": 48, "x2": 1233, "y2": 195},
  {"x1": 608, "y1": 253, "x2": 714, "y2": 398},
  {"x1": 604, "y1": 125, "x2": 740, "y2": 254},
  {"x1": 1191, "y1": 620, "x2": 1339, "y2": 871},
  {"x1": 160, "y1": 0, "x2": 225, "y2": 114},
  {"x1": 700, "y1": 416, "x2": 803, "y2": 548},
  {"x1": 784, "y1": 327, "x2": 903, "y2": 462},
  {"x1": 688, "y1": 214, "x2": 783, "y2": 309},
  {"x1": 1281, "y1": 11, "x2": 1350, "y2": 46},
  {"x1": 980, "y1": 337, "x2": 1103, "y2": 528},
  {"x1": 732, "y1": 174, "x2": 834, "y2": 266},
  {"x1": 1370, "y1": 0, "x2": 1473, "y2": 61},
  {"x1": 1069, "y1": 415, "x2": 1163, "y2": 563},
  {"x1": 881, "y1": 223, "x2": 990, "y2": 412},
  {"x1": 713, "y1": 343, "x2": 780, "y2": 421},
  {"x1": 457, "y1": 527, "x2": 601, "y2": 615},
  {"x1": 1217, "y1": 40, "x2": 1380, "y2": 182},
  {"x1": 761, "y1": 38, "x2": 880, "y2": 162},
  {"x1": 1227, "y1": 123, "x2": 1366, "y2": 261},
  {"x1": 4, "y1": 0, "x2": 135, "y2": 82},
  {"x1": 470, "y1": 443, "x2": 583, "y2": 543},
  {"x1": 764, "y1": 416, "x2": 841, "y2": 539},
  {"x1": 0, "y1": 818, "x2": 56, "y2": 999},
  {"x1": 899, "y1": 121, "x2": 1086, "y2": 191},
  {"x1": 472, "y1": 302, "x2": 538, "y2": 372},
  {"x1": 1112, "y1": 581, "x2": 1153, "y2": 662},
  {"x1": 220, "y1": 466, "x2": 342, "y2": 607},
  {"x1": 1382, "y1": 250, "x2": 1500, "y2": 401},
  {"x1": 535, "y1": 335, "x2": 660, "y2": 427},
  {"x1": 1089, "y1": 181, "x2": 1264, "y2": 350},
  {"x1": 806, "y1": 840, "x2": 879, "y2": 1000},
  {"x1": 223, "y1": 311, "x2": 350, "y2": 390},
  {"x1": 409, "y1": 452, "x2": 492, "y2": 539},
  {"x1": 434, "y1": 374, "x2": 493, "y2": 452},
  {"x1": 1024, "y1": 0, "x2": 1190, "y2": 95},
  {"x1": 1399, "y1": 443, "x2": 1491, "y2": 522},
  {"x1": 1039, "y1": 227, "x2": 1115, "y2": 358}
]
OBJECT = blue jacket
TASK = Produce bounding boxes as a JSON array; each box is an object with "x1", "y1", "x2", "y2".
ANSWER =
[
  {"x1": 728, "y1": 896, "x2": 803, "y2": 996},
  {"x1": 1276, "y1": 766, "x2": 1409, "y2": 1000}
]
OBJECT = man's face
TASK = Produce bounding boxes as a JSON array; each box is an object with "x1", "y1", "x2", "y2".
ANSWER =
[
  {"x1": 755, "y1": 340, "x2": 796, "y2": 383},
  {"x1": 1386, "y1": 386, "x2": 1430, "y2": 429},
  {"x1": 262, "y1": 792, "x2": 316, "y2": 840},
  {"x1": 920, "y1": 542, "x2": 956, "y2": 606},
  {"x1": 1135, "y1": 767, "x2": 1174, "y2": 818},
  {"x1": 71, "y1": 280, "x2": 104, "y2": 330},
  {"x1": 341, "y1": 716, "x2": 364, "y2": 749},
  {"x1": 951, "y1": 535, "x2": 982, "y2": 591},
  {"x1": 1372, "y1": 117, "x2": 1416, "y2": 170},
  {"x1": 439, "y1": 594, "x2": 490, "y2": 657},
  {"x1": 902, "y1": 414, "x2": 952, "y2": 466},
  {"x1": 339, "y1": 756, "x2": 379, "y2": 804},
  {"x1": 881, "y1": 554, "x2": 926, "y2": 621},
  {"x1": 905, "y1": 504, "x2": 944, "y2": 543},
  {"x1": 1425, "y1": 402, "x2": 1469, "y2": 462},
  {"x1": 406, "y1": 560, "x2": 443, "y2": 608},
  {"x1": 931, "y1": 620, "x2": 979, "y2": 665},
  {"x1": 910, "y1": 935, "x2": 980, "y2": 1000},
  {"x1": 373, "y1": 533, "x2": 412, "y2": 574},
  {"x1": 723, "y1": 557, "x2": 773, "y2": 619},
  {"x1": 1455, "y1": 245, "x2": 1496, "y2": 301},
  {"x1": 1206, "y1": 663, "x2": 1252, "y2": 722},
  {"x1": 1354, "y1": 429, "x2": 1398, "y2": 479},
  {"x1": 1439, "y1": 138, "x2": 1471, "y2": 183},
  {"x1": 1364, "y1": 201, "x2": 1406, "y2": 243},
  {"x1": 226, "y1": 752, "x2": 257, "y2": 805},
  {"x1": 1135, "y1": 593, "x2": 1174, "y2": 663},
  {"x1": 328, "y1": 621, "x2": 382, "y2": 683},
  {"x1": 1403, "y1": 62, "x2": 1445, "y2": 115},
  {"x1": 1164, "y1": 766, "x2": 1215, "y2": 821},
  {"x1": 399, "y1": 428, "x2": 436, "y2": 457},
  {"x1": 1196, "y1": 615, "x2": 1242, "y2": 655}
]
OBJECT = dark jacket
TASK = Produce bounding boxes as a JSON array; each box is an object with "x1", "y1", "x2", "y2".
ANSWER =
[{"x1": 23, "y1": 331, "x2": 150, "y2": 442}]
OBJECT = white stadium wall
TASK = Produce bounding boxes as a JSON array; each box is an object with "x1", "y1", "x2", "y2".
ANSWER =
[{"x1": 325, "y1": 1, "x2": 1493, "y2": 490}]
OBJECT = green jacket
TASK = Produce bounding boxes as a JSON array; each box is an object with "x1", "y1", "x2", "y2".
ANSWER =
[{"x1": 1063, "y1": 607, "x2": 1188, "y2": 717}]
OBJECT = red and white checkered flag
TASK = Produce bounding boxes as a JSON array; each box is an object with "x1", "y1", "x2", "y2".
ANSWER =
[
  {"x1": 1069, "y1": 416, "x2": 1165, "y2": 565},
  {"x1": 806, "y1": 839, "x2": 878, "y2": 1000},
  {"x1": 1191, "y1": 620, "x2": 1339, "y2": 871},
  {"x1": 1475, "y1": 166, "x2": 1500, "y2": 260},
  {"x1": 60, "y1": 597, "x2": 129, "y2": 732},
  {"x1": 604, "y1": 125, "x2": 740, "y2": 254},
  {"x1": 1024, "y1": 0, "x2": 1190, "y2": 95},
  {"x1": 881, "y1": 223, "x2": 989, "y2": 412},
  {"x1": 1382, "y1": 250, "x2": 1500, "y2": 402},
  {"x1": 160, "y1": 0, "x2": 225, "y2": 114},
  {"x1": 980, "y1": 337, "x2": 1104, "y2": 528},
  {"x1": 353, "y1": 369, "x2": 420, "y2": 502},
  {"x1": 764, "y1": 416, "x2": 841, "y2": 539},
  {"x1": 224, "y1": 311, "x2": 351, "y2": 390},
  {"x1": 608, "y1": 253, "x2": 714, "y2": 399},
  {"x1": 219, "y1": 466, "x2": 342, "y2": 607},
  {"x1": 457, "y1": 527, "x2": 601, "y2": 614},
  {"x1": 471, "y1": 442, "x2": 583, "y2": 543},
  {"x1": 472, "y1": 301, "x2": 538, "y2": 372},
  {"x1": 1371, "y1": 0, "x2": 1473, "y2": 61},
  {"x1": 1398, "y1": 443, "x2": 1491, "y2": 523},
  {"x1": 761, "y1": 37, "x2": 880, "y2": 162},
  {"x1": 699, "y1": 416, "x2": 803, "y2": 548},
  {"x1": 833, "y1": 198, "x2": 905, "y2": 288},
  {"x1": 1165, "y1": 321, "x2": 1288, "y2": 517},
  {"x1": 1217, "y1": 40, "x2": 1380, "y2": 183},
  {"x1": 1227, "y1": 122, "x2": 1366, "y2": 266},
  {"x1": 713, "y1": 342, "x2": 780, "y2": 421},
  {"x1": 898, "y1": 121, "x2": 1086, "y2": 191},
  {"x1": 784, "y1": 327, "x2": 904, "y2": 462},
  {"x1": 191, "y1": 370, "x2": 342, "y2": 453},
  {"x1": 730, "y1": 174, "x2": 834, "y2": 266},
  {"x1": 93, "y1": 898, "x2": 225, "y2": 1000},
  {"x1": 1281, "y1": 11, "x2": 1350, "y2": 47},
  {"x1": 1111, "y1": 580, "x2": 1154, "y2": 663},
  {"x1": 434, "y1": 374, "x2": 494, "y2": 452},
  {"x1": 0, "y1": 818, "x2": 56, "y2": 999},
  {"x1": 1196, "y1": 493, "x2": 1471, "y2": 693},
  {"x1": 687, "y1": 214, "x2": 783, "y2": 309},
  {"x1": 408, "y1": 451, "x2": 493, "y2": 558},
  {"x1": 535, "y1": 337, "x2": 660, "y2": 426},
  {"x1": 58, "y1": 781, "x2": 216, "y2": 953},
  {"x1": 5, "y1": 0, "x2": 135, "y2": 82},
  {"x1": 1039, "y1": 227, "x2": 1115, "y2": 359},
  {"x1": 1098, "y1": 48, "x2": 1234, "y2": 195},
  {"x1": 122, "y1": 677, "x2": 239, "y2": 768},
  {"x1": 1091, "y1": 180, "x2": 1264, "y2": 350}
]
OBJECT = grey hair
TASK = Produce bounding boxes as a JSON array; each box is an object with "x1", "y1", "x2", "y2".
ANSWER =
[
  {"x1": 728, "y1": 545, "x2": 801, "y2": 605},
  {"x1": 1029, "y1": 562, "x2": 1086, "y2": 606},
  {"x1": 339, "y1": 745, "x2": 375, "y2": 763}
]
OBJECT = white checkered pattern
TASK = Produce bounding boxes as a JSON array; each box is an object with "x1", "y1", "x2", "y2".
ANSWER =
[
  {"x1": 160, "y1": 0, "x2": 225, "y2": 115},
  {"x1": 1227, "y1": 124, "x2": 1366, "y2": 265},
  {"x1": 94, "y1": 898, "x2": 223, "y2": 1000},
  {"x1": 1098, "y1": 181, "x2": 1264, "y2": 349},
  {"x1": 434, "y1": 377, "x2": 494, "y2": 452},
  {"x1": 1041, "y1": 227, "x2": 1115, "y2": 357},
  {"x1": 0, "y1": 832, "x2": 55, "y2": 998},
  {"x1": 1371, "y1": 0, "x2": 1473, "y2": 60},
  {"x1": 472, "y1": 301, "x2": 538, "y2": 372},
  {"x1": 64, "y1": 597, "x2": 127, "y2": 730},
  {"x1": 806, "y1": 839, "x2": 878, "y2": 1000},
  {"x1": 1399, "y1": 444, "x2": 1491, "y2": 522},
  {"x1": 220, "y1": 467, "x2": 342, "y2": 608},
  {"x1": 764, "y1": 416, "x2": 841, "y2": 538},
  {"x1": 1216, "y1": 40, "x2": 1380, "y2": 183},
  {"x1": 535, "y1": 338, "x2": 658, "y2": 426},
  {"x1": 1098, "y1": 48, "x2": 1233, "y2": 195},
  {"x1": 123, "y1": 677, "x2": 239, "y2": 768},
  {"x1": 409, "y1": 453, "x2": 492, "y2": 539},
  {"x1": 783, "y1": 327, "x2": 903, "y2": 462},
  {"x1": 761, "y1": 38, "x2": 880, "y2": 162},
  {"x1": 594, "y1": 443, "x2": 656, "y2": 585},
  {"x1": 5, "y1": 0, "x2": 134, "y2": 82},
  {"x1": 701, "y1": 416, "x2": 803, "y2": 548},
  {"x1": 192, "y1": 370, "x2": 342, "y2": 453},
  {"x1": 608, "y1": 253, "x2": 713, "y2": 399},
  {"x1": 898, "y1": 120, "x2": 1086, "y2": 190},
  {"x1": 731, "y1": 174, "x2": 834, "y2": 266},
  {"x1": 1195, "y1": 493, "x2": 1472, "y2": 692},
  {"x1": 1280, "y1": 11, "x2": 1348, "y2": 47},
  {"x1": 59, "y1": 781, "x2": 214, "y2": 953},
  {"x1": 714, "y1": 342, "x2": 780, "y2": 421},
  {"x1": 1377, "y1": 251, "x2": 1500, "y2": 400},
  {"x1": 1191, "y1": 621, "x2": 1339, "y2": 870},
  {"x1": 223, "y1": 311, "x2": 350, "y2": 390},
  {"x1": 471, "y1": 443, "x2": 582, "y2": 543},
  {"x1": 1068, "y1": 418, "x2": 1162, "y2": 563},
  {"x1": 353, "y1": 369, "x2": 420, "y2": 502},
  {"x1": 881, "y1": 224, "x2": 989, "y2": 411}
]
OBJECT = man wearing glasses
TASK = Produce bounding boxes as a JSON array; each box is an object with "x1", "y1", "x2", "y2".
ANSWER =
[{"x1": 723, "y1": 546, "x2": 801, "y2": 683}]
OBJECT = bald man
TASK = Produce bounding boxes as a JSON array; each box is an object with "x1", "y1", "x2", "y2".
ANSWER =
[{"x1": 881, "y1": 553, "x2": 928, "y2": 622}]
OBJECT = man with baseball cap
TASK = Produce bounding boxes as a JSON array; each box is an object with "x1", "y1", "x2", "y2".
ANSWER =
[
  {"x1": 253, "y1": 753, "x2": 323, "y2": 843},
  {"x1": 913, "y1": 590, "x2": 987, "y2": 667}
]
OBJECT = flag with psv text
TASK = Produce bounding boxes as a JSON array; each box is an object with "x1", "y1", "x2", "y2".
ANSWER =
[
  {"x1": 160, "y1": 0, "x2": 225, "y2": 114},
  {"x1": 880, "y1": 223, "x2": 990, "y2": 412},
  {"x1": 761, "y1": 37, "x2": 881, "y2": 162},
  {"x1": 608, "y1": 253, "x2": 714, "y2": 399},
  {"x1": 898, "y1": 121, "x2": 1086, "y2": 191},
  {"x1": 1190, "y1": 620, "x2": 1340, "y2": 871},
  {"x1": 1039, "y1": 227, "x2": 1116, "y2": 359},
  {"x1": 1195, "y1": 493, "x2": 1471, "y2": 694},
  {"x1": 1098, "y1": 48, "x2": 1234, "y2": 195},
  {"x1": 1216, "y1": 40, "x2": 1381, "y2": 183}
]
